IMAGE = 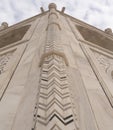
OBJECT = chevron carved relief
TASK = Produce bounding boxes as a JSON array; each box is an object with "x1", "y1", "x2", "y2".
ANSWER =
[
  {"x1": 50, "y1": 124, "x2": 62, "y2": 130},
  {"x1": 33, "y1": 53, "x2": 77, "y2": 130},
  {"x1": 37, "y1": 55, "x2": 74, "y2": 125},
  {"x1": 32, "y1": 3, "x2": 78, "y2": 130}
]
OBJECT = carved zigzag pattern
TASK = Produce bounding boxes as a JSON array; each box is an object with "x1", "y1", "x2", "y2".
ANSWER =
[
  {"x1": 45, "y1": 40, "x2": 62, "y2": 51},
  {"x1": 36, "y1": 55, "x2": 75, "y2": 129},
  {"x1": 39, "y1": 88, "x2": 70, "y2": 99},
  {"x1": 45, "y1": 42, "x2": 62, "y2": 50},
  {"x1": 33, "y1": 8, "x2": 77, "y2": 130},
  {"x1": 50, "y1": 124, "x2": 62, "y2": 130},
  {"x1": 37, "y1": 110, "x2": 73, "y2": 125}
]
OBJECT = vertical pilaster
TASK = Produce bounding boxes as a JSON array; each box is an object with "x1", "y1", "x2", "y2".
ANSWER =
[{"x1": 32, "y1": 3, "x2": 77, "y2": 130}]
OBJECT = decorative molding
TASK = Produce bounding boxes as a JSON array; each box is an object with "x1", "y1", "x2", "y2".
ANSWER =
[
  {"x1": 46, "y1": 22, "x2": 61, "y2": 30},
  {"x1": 48, "y1": 12, "x2": 59, "y2": 18},
  {"x1": 39, "y1": 51, "x2": 69, "y2": 67}
]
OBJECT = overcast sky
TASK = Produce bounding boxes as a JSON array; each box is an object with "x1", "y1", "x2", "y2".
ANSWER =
[{"x1": 0, "y1": 0, "x2": 113, "y2": 30}]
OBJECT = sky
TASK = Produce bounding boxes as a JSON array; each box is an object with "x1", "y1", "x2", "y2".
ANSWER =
[{"x1": 0, "y1": 0, "x2": 113, "y2": 31}]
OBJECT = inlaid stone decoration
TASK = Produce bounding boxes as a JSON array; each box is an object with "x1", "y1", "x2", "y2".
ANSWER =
[
  {"x1": 0, "y1": 51, "x2": 14, "y2": 74},
  {"x1": 90, "y1": 49, "x2": 113, "y2": 79},
  {"x1": 92, "y1": 50, "x2": 110, "y2": 72}
]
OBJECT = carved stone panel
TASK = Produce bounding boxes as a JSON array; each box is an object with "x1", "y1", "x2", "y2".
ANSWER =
[
  {"x1": 89, "y1": 48, "x2": 113, "y2": 107},
  {"x1": 90, "y1": 49, "x2": 113, "y2": 79},
  {"x1": 0, "y1": 50, "x2": 14, "y2": 74},
  {"x1": 92, "y1": 50, "x2": 110, "y2": 72}
]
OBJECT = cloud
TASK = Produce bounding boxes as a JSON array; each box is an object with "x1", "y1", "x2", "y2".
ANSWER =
[{"x1": 0, "y1": 0, "x2": 113, "y2": 30}]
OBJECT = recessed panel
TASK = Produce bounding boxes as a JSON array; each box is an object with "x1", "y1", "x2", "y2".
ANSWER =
[
  {"x1": 0, "y1": 25, "x2": 30, "y2": 48},
  {"x1": 77, "y1": 25, "x2": 113, "y2": 51}
]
